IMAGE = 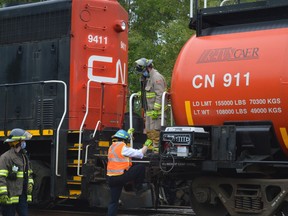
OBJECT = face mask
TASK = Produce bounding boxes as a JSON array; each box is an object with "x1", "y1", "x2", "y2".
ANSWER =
[
  {"x1": 21, "y1": 141, "x2": 26, "y2": 149},
  {"x1": 143, "y1": 70, "x2": 149, "y2": 77}
]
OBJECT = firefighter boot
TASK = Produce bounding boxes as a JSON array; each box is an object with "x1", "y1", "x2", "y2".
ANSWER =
[{"x1": 151, "y1": 130, "x2": 160, "y2": 153}]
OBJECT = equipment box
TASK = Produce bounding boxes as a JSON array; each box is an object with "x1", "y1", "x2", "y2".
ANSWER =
[{"x1": 160, "y1": 126, "x2": 210, "y2": 159}]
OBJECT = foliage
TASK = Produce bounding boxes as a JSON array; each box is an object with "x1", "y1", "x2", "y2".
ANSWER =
[
  {"x1": 126, "y1": 0, "x2": 193, "y2": 92},
  {"x1": 0, "y1": 0, "x2": 38, "y2": 6}
]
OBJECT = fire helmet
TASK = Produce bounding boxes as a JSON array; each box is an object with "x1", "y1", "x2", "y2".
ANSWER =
[
  {"x1": 135, "y1": 58, "x2": 153, "y2": 73},
  {"x1": 4, "y1": 128, "x2": 32, "y2": 147}
]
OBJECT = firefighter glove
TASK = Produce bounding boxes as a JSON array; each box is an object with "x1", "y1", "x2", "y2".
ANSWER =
[
  {"x1": 27, "y1": 183, "x2": 33, "y2": 194},
  {"x1": 144, "y1": 139, "x2": 153, "y2": 147},
  {"x1": 136, "y1": 91, "x2": 141, "y2": 97},
  {"x1": 152, "y1": 147, "x2": 159, "y2": 153},
  {"x1": 127, "y1": 128, "x2": 135, "y2": 135},
  {"x1": 151, "y1": 110, "x2": 159, "y2": 120},
  {"x1": 0, "y1": 195, "x2": 9, "y2": 204}
]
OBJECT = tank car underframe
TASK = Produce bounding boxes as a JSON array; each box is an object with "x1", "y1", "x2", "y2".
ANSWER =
[{"x1": 190, "y1": 176, "x2": 288, "y2": 216}]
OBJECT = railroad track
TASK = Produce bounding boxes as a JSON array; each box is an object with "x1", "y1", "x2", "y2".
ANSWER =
[{"x1": 29, "y1": 205, "x2": 195, "y2": 216}]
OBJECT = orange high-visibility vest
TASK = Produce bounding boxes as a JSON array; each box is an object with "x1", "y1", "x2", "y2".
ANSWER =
[{"x1": 107, "y1": 142, "x2": 132, "y2": 176}]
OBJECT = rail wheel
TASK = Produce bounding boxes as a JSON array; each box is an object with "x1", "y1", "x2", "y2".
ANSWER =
[
  {"x1": 189, "y1": 184, "x2": 230, "y2": 216},
  {"x1": 274, "y1": 202, "x2": 288, "y2": 216}
]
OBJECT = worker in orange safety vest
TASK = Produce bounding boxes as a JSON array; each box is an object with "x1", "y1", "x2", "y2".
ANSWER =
[{"x1": 106, "y1": 129, "x2": 152, "y2": 216}]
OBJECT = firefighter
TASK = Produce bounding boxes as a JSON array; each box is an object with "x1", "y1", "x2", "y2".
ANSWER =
[
  {"x1": 106, "y1": 129, "x2": 152, "y2": 216},
  {"x1": 0, "y1": 128, "x2": 34, "y2": 216},
  {"x1": 135, "y1": 58, "x2": 167, "y2": 149}
]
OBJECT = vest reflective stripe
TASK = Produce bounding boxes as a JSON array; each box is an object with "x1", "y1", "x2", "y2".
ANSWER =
[
  {"x1": 14, "y1": 170, "x2": 33, "y2": 179},
  {"x1": 146, "y1": 110, "x2": 154, "y2": 116},
  {"x1": 153, "y1": 102, "x2": 161, "y2": 110},
  {"x1": 146, "y1": 92, "x2": 156, "y2": 98},
  {"x1": 0, "y1": 170, "x2": 8, "y2": 177},
  {"x1": 108, "y1": 157, "x2": 129, "y2": 162},
  {"x1": 146, "y1": 110, "x2": 161, "y2": 116},
  {"x1": 0, "y1": 186, "x2": 7, "y2": 194},
  {"x1": 17, "y1": 171, "x2": 24, "y2": 178},
  {"x1": 27, "y1": 195, "x2": 32, "y2": 202},
  {"x1": 6, "y1": 196, "x2": 19, "y2": 204},
  {"x1": 1, "y1": 195, "x2": 31, "y2": 204},
  {"x1": 146, "y1": 105, "x2": 168, "y2": 117},
  {"x1": 108, "y1": 169, "x2": 127, "y2": 173},
  {"x1": 28, "y1": 178, "x2": 34, "y2": 184},
  {"x1": 107, "y1": 142, "x2": 131, "y2": 176}
]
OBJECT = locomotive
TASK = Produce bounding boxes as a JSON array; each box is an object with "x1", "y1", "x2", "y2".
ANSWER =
[
  {"x1": 1, "y1": 0, "x2": 288, "y2": 215},
  {"x1": 0, "y1": 0, "x2": 141, "y2": 209},
  {"x1": 156, "y1": 0, "x2": 288, "y2": 215}
]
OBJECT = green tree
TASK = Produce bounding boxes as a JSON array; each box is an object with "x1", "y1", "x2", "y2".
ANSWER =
[
  {"x1": 126, "y1": 0, "x2": 193, "y2": 93},
  {"x1": 0, "y1": 0, "x2": 38, "y2": 6}
]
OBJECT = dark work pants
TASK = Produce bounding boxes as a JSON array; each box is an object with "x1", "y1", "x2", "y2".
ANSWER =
[
  {"x1": 2, "y1": 193, "x2": 28, "y2": 216},
  {"x1": 107, "y1": 164, "x2": 145, "y2": 216}
]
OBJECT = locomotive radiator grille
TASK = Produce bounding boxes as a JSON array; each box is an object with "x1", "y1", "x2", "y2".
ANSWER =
[{"x1": 37, "y1": 99, "x2": 54, "y2": 128}]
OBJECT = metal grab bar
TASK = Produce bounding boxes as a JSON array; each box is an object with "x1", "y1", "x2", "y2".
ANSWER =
[
  {"x1": 161, "y1": 91, "x2": 168, "y2": 127},
  {"x1": 77, "y1": 79, "x2": 94, "y2": 176},
  {"x1": 129, "y1": 91, "x2": 172, "y2": 141},
  {"x1": 0, "y1": 80, "x2": 67, "y2": 177},
  {"x1": 83, "y1": 120, "x2": 102, "y2": 165},
  {"x1": 129, "y1": 93, "x2": 139, "y2": 148},
  {"x1": 44, "y1": 81, "x2": 67, "y2": 177},
  {"x1": 84, "y1": 145, "x2": 91, "y2": 165},
  {"x1": 161, "y1": 91, "x2": 174, "y2": 127},
  {"x1": 77, "y1": 80, "x2": 126, "y2": 176},
  {"x1": 93, "y1": 120, "x2": 102, "y2": 138}
]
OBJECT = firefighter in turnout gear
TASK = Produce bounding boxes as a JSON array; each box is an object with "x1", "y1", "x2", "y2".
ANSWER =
[
  {"x1": 0, "y1": 128, "x2": 33, "y2": 216},
  {"x1": 106, "y1": 129, "x2": 152, "y2": 216},
  {"x1": 135, "y1": 58, "x2": 167, "y2": 149}
]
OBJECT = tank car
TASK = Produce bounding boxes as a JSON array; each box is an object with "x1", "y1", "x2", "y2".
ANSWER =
[{"x1": 157, "y1": 0, "x2": 288, "y2": 215}]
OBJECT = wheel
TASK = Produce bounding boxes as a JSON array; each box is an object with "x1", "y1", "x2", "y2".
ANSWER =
[
  {"x1": 189, "y1": 192, "x2": 230, "y2": 216},
  {"x1": 274, "y1": 202, "x2": 288, "y2": 216},
  {"x1": 189, "y1": 184, "x2": 230, "y2": 216}
]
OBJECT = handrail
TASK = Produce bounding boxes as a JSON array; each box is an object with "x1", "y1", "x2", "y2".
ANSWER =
[
  {"x1": 161, "y1": 91, "x2": 171, "y2": 127},
  {"x1": 129, "y1": 91, "x2": 172, "y2": 143},
  {"x1": 169, "y1": 104, "x2": 174, "y2": 126},
  {"x1": 83, "y1": 120, "x2": 102, "y2": 165},
  {"x1": 84, "y1": 145, "x2": 91, "y2": 165},
  {"x1": 129, "y1": 93, "x2": 139, "y2": 148},
  {"x1": 0, "y1": 80, "x2": 67, "y2": 177},
  {"x1": 77, "y1": 79, "x2": 93, "y2": 176},
  {"x1": 190, "y1": 0, "x2": 194, "y2": 18},
  {"x1": 93, "y1": 120, "x2": 102, "y2": 138},
  {"x1": 44, "y1": 81, "x2": 67, "y2": 177},
  {"x1": 78, "y1": 80, "x2": 126, "y2": 176}
]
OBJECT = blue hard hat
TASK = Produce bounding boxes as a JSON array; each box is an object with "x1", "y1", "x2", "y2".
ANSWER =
[{"x1": 112, "y1": 129, "x2": 129, "y2": 140}]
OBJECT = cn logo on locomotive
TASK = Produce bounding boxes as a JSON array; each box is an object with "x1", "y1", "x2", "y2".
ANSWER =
[{"x1": 87, "y1": 55, "x2": 126, "y2": 84}]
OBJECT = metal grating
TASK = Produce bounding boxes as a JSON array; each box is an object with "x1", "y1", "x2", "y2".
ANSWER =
[
  {"x1": 0, "y1": 8, "x2": 71, "y2": 44},
  {"x1": 37, "y1": 99, "x2": 54, "y2": 128}
]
